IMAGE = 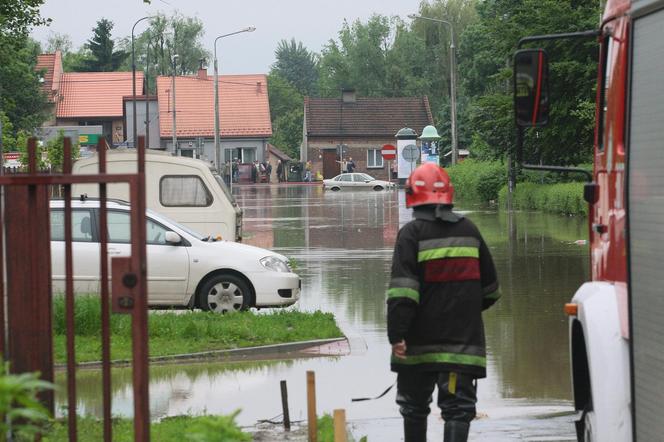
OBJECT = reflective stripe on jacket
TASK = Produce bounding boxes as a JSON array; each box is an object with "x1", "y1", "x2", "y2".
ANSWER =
[{"x1": 387, "y1": 206, "x2": 499, "y2": 378}]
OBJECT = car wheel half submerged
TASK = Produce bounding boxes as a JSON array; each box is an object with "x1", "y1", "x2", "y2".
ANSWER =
[
  {"x1": 373, "y1": 185, "x2": 384, "y2": 191},
  {"x1": 198, "y1": 273, "x2": 251, "y2": 313},
  {"x1": 330, "y1": 187, "x2": 341, "y2": 191}
]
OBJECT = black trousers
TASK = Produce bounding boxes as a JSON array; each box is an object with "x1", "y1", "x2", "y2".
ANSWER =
[{"x1": 396, "y1": 371, "x2": 477, "y2": 423}]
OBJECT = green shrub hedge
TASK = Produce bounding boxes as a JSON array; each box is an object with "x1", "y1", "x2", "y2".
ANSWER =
[
  {"x1": 446, "y1": 159, "x2": 506, "y2": 202},
  {"x1": 497, "y1": 182, "x2": 587, "y2": 216}
]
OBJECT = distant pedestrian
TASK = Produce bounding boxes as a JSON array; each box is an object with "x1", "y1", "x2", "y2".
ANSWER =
[
  {"x1": 346, "y1": 157, "x2": 356, "y2": 173},
  {"x1": 305, "y1": 160, "x2": 313, "y2": 182},
  {"x1": 232, "y1": 159, "x2": 239, "y2": 183},
  {"x1": 276, "y1": 160, "x2": 283, "y2": 183},
  {"x1": 266, "y1": 162, "x2": 272, "y2": 182},
  {"x1": 251, "y1": 161, "x2": 258, "y2": 183},
  {"x1": 223, "y1": 161, "x2": 231, "y2": 186},
  {"x1": 387, "y1": 163, "x2": 499, "y2": 442}
]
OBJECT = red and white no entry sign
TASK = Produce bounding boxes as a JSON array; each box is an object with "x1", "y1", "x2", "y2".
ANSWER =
[{"x1": 381, "y1": 144, "x2": 397, "y2": 160}]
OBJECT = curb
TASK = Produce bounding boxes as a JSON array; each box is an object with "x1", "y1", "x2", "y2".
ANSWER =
[{"x1": 56, "y1": 337, "x2": 348, "y2": 370}]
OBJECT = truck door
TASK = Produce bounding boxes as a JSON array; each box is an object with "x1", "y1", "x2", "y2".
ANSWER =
[{"x1": 626, "y1": 2, "x2": 664, "y2": 440}]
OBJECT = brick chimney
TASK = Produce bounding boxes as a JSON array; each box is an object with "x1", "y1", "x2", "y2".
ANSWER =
[{"x1": 197, "y1": 58, "x2": 207, "y2": 80}]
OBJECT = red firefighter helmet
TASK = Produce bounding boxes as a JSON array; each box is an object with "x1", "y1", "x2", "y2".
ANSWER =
[{"x1": 405, "y1": 163, "x2": 454, "y2": 208}]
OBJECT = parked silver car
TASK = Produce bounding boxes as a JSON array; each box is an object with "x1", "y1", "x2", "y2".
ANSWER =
[{"x1": 323, "y1": 173, "x2": 395, "y2": 191}]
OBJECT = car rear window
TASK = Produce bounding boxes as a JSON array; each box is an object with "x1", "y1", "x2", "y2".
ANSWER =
[{"x1": 160, "y1": 175, "x2": 213, "y2": 207}]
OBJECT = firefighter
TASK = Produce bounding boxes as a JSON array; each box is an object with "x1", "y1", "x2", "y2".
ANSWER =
[{"x1": 387, "y1": 162, "x2": 499, "y2": 442}]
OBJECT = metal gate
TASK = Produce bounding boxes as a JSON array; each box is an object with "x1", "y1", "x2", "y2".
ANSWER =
[{"x1": 0, "y1": 137, "x2": 150, "y2": 441}]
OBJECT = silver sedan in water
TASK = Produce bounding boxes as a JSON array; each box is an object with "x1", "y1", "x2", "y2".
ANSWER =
[{"x1": 323, "y1": 173, "x2": 396, "y2": 191}]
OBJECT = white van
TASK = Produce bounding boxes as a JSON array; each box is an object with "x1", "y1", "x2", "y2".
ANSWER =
[{"x1": 72, "y1": 150, "x2": 242, "y2": 241}]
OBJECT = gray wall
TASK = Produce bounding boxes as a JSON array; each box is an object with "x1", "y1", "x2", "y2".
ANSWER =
[{"x1": 124, "y1": 100, "x2": 160, "y2": 149}]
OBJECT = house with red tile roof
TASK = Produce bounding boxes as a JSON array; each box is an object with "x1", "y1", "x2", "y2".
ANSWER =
[
  {"x1": 36, "y1": 51, "x2": 63, "y2": 109},
  {"x1": 154, "y1": 69, "x2": 272, "y2": 165},
  {"x1": 303, "y1": 90, "x2": 434, "y2": 180},
  {"x1": 33, "y1": 51, "x2": 144, "y2": 147},
  {"x1": 57, "y1": 72, "x2": 143, "y2": 146}
]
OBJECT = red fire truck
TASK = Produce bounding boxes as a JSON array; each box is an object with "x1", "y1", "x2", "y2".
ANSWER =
[{"x1": 513, "y1": 0, "x2": 663, "y2": 440}]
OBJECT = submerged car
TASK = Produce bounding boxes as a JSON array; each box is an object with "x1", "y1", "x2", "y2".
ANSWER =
[
  {"x1": 323, "y1": 173, "x2": 395, "y2": 191},
  {"x1": 50, "y1": 199, "x2": 300, "y2": 313}
]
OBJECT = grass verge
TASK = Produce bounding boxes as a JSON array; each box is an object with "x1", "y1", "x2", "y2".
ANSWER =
[
  {"x1": 53, "y1": 296, "x2": 343, "y2": 363},
  {"x1": 41, "y1": 414, "x2": 250, "y2": 441},
  {"x1": 498, "y1": 182, "x2": 587, "y2": 216}
]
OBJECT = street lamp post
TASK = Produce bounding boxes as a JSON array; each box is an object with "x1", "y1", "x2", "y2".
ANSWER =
[
  {"x1": 408, "y1": 14, "x2": 459, "y2": 165},
  {"x1": 171, "y1": 54, "x2": 179, "y2": 155},
  {"x1": 213, "y1": 26, "x2": 256, "y2": 188},
  {"x1": 145, "y1": 37, "x2": 150, "y2": 149},
  {"x1": 132, "y1": 16, "x2": 152, "y2": 149}
]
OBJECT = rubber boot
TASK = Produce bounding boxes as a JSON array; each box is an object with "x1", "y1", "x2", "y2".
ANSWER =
[
  {"x1": 444, "y1": 421, "x2": 470, "y2": 442},
  {"x1": 403, "y1": 417, "x2": 427, "y2": 442}
]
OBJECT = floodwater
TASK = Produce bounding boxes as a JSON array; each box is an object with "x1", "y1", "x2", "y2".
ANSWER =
[{"x1": 57, "y1": 184, "x2": 588, "y2": 438}]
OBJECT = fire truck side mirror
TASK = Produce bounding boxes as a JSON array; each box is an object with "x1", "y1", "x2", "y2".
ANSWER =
[
  {"x1": 583, "y1": 182, "x2": 599, "y2": 205},
  {"x1": 514, "y1": 49, "x2": 550, "y2": 128}
]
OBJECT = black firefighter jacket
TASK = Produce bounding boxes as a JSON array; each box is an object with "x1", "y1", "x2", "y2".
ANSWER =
[{"x1": 387, "y1": 205, "x2": 499, "y2": 378}]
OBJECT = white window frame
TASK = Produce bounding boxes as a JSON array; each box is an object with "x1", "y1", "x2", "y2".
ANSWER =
[{"x1": 367, "y1": 148, "x2": 384, "y2": 169}]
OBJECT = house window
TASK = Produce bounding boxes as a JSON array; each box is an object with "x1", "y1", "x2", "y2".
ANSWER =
[
  {"x1": 367, "y1": 148, "x2": 384, "y2": 168},
  {"x1": 160, "y1": 175, "x2": 213, "y2": 207}
]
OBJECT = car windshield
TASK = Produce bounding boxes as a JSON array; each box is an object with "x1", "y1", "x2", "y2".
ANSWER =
[{"x1": 146, "y1": 208, "x2": 207, "y2": 241}]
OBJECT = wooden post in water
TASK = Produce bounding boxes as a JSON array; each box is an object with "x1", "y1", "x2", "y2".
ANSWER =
[
  {"x1": 333, "y1": 409, "x2": 347, "y2": 442},
  {"x1": 280, "y1": 380, "x2": 291, "y2": 431},
  {"x1": 307, "y1": 370, "x2": 317, "y2": 442}
]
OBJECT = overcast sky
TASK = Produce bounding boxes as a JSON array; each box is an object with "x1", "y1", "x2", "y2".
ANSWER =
[{"x1": 32, "y1": 0, "x2": 421, "y2": 74}]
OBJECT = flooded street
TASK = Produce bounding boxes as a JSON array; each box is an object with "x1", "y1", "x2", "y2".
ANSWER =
[{"x1": 58, "y1": 184, "x2": 589, "y2": 439}]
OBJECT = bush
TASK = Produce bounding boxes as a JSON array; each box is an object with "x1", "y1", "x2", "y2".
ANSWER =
[
  {"x1": 446, "y1": 159, "x2": 506, "y2": 202},
  {"x1": 498, "y1": 182, "x2": 587, "y2": 216}
]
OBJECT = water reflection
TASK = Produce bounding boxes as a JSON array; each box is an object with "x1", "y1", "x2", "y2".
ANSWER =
[{"x1": 61, "y1": 185, "x2": 588, "y2": 424}]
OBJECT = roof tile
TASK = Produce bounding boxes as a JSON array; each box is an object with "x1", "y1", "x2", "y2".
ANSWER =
[
  {"x1": 156, "y1": 74, "x2": 272, "y2": 138},
  {"x1": 305, "y1": 96, "x2": 434, "y2": 137},
  {"x1": 56, "y1": 72, "x2": 144, "y2": 119}
]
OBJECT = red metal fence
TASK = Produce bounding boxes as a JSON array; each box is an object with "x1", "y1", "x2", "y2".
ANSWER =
[{"x1": 0, "y1": 137, "x2": 150, "y2": 441}]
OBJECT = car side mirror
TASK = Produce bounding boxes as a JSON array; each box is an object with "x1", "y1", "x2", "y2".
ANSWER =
[
  {"x1": 514, "y1": 48, "x2": 550, "y2": 127},
  {"x1": 164, "y1": 231, "x2": 182, "y2": 244}
]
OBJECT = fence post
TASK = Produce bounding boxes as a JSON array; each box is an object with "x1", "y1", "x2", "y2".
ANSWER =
[
  {"x1": 307, "y1": 370, "x2": 317, "y2": 442},
  {"x1": 280, "y1": 380, "x2": 291, "y2": 431},
  {"x1": 333, "y1": 409, "x2": 347, "y2": 442}
]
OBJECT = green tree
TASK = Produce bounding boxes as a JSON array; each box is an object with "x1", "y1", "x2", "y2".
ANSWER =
[
  {"x1": 45, "y1": 31, "x2": 72, "y2": 53},
  {"x1": 0, "y1": 0, "x2": 50, "y2": 41},
  {"x1": 272, "y1": 39, "x2": 319, "y2": 96},
  {"x1": 45, "y1": 129, "x2": 79, "y2": 171},
  {"x1": 318, "y1": 15, "x2": 393, "y2": 97},
  {"x1": 267, "y1": 73, "x2": 303, "y2": 158},
  {"x1": 124, "y1": 13, "x2": 210, "y2": 89},
  {"x1": 0, "y1": 37, "x2": 49, "y2": 135},
  {"x1": 458, "y1": 0, "x2": 599, "y2": 165},
  {"x1": 0, "y1": 0, "x2": 49, "y2": 139},
  {"x1": 75, "y1": 19, "x2": 128, "y2": 72}
]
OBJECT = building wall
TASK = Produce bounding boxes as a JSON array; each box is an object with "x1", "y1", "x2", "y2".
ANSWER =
[
  {"x1": 160, "y1": 137, "x2": 269, "y2": 170},
  {"x1": 307, "y1": 136, "x2": 395, "y2": 180},
  {"x1": 124, "y1": 100, "x2": 160, "y2": 149}
]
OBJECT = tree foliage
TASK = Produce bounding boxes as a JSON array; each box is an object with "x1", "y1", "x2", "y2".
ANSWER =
[
  {"x1": 0, "y1": 0, "x2": 50, "y2": 41},
  {"x1": 267, "y1": 73, "x2": 303, "y2": 158},
  {"x1": 459, "y1": 0, "x2": 600, "y2": 164},
  {"x1": 271, "y1": 39, "x2": 318, "y2": 96},
  {"x1": 0, "y1": 37, "x2": 49, "y2": 135},
  {"x1": 125, "y1": 12, "x2": 209, "y2": 90},
  {"x1": 74, "y1": 19, "x2": 128, "y2": 72}
]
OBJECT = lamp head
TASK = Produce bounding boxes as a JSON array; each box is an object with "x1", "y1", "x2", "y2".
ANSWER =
[
  {"x1": 407, "y1": 14, "x2": 419, "y2": 19},
  {"x1": 245, "y1": 26, "x2": 256, "y2": 33}
]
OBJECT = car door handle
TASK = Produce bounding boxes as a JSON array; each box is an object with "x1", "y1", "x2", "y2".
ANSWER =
[{"x1": 108, "y1": 248, "x2": 123, "y2": 256}]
